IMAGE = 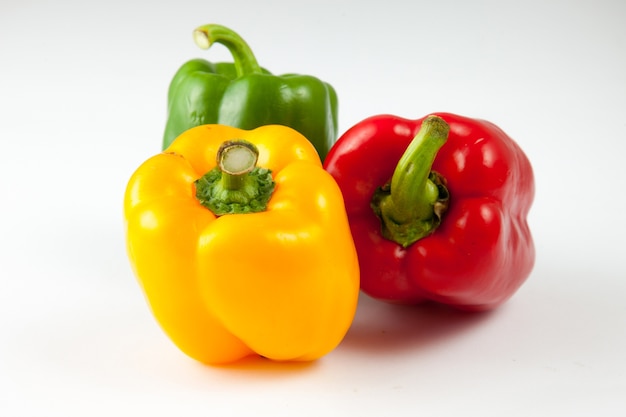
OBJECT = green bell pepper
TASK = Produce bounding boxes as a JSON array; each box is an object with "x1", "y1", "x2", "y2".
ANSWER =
[{"x1": 163, "y1": 24, "x2": 339, "y2": 161}]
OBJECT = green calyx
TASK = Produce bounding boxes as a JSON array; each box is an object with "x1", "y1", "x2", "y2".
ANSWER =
[
  {"x1": 195, "y1": 140, "x2": 275, "y2": 216},
  {"x1": 193, "y1": 24, "x2": 262, "y2": 76},
  {"x1": 371, "y1": 115, "x2": 451, "y2": 248}
]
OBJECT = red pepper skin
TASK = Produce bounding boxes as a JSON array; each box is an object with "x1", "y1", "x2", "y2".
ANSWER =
[{"x1": 324, "y1": 112, "x2": 535, "y2": 311}]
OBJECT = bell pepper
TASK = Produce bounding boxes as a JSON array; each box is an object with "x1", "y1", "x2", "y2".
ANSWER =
[
  {"x1": 324, "y1": 113, "x2": 535, "y2": 311},
  {"x1": 162, "y1": 23, "x2": 338, "y2": 161},
  {"x1": 124, "y1": 124, "x2": 359, "y2": 364}
]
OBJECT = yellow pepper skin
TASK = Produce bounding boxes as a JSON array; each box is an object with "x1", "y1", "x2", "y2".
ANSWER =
[{"x1": 123, "y1": 124, "x2": 359, "y2": 364}]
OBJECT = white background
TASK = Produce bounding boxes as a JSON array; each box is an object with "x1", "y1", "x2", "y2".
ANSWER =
[{"x1": 1, "y1": 0, "x2": 625, "y2": 415}]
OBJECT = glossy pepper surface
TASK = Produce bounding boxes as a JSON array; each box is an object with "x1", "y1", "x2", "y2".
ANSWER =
[
  {"x1": 163, "y1": 24, "x2": 338, "y2": 161},
  {"x1": 125, "y1": 124, "x2": 359, "y2": 364},
  {"x1": 324, "y1": 113, "x2": 535, "y2": 311}
]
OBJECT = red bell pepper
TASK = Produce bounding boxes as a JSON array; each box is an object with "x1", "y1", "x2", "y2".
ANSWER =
[{"x1": 324, "y1": 113, "x2": 535, "y2": 311}]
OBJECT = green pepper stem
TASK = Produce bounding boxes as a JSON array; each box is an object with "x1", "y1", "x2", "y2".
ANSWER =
[
  {"x1": 193, "y1": 24, "x2": 262, "y2": 76},
  {"x1": 195, "y1": 140, "x2": 275, "y2": 216},
  {"x1": 217, "y1": 140, "x2": 258, "y2": 190},
  {"x1": 371, "y1": 115, "x2": 450, "y2": 247}
]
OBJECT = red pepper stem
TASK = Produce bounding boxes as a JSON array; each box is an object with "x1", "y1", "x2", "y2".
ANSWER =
[
  {"x1": 193, "y1": 24, "x2": 262, "y2": 76},
  {"x1": 371, "y1": 115, "x2": 450, "y2": 248}
]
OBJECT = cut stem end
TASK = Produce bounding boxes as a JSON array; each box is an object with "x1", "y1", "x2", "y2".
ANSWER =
[{"x1": 195, "y1": 140, "x2": 274, "y2": 216}]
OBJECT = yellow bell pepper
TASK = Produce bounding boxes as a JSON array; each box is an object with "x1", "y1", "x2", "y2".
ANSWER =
[{"x1": 123, "y1": 124, "x2": 359, "y2": 364}]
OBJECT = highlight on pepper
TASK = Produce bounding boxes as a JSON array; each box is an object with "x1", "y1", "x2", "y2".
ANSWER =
[{"x1": 124, "y1": 124, "x2": 359, "y2": 365}]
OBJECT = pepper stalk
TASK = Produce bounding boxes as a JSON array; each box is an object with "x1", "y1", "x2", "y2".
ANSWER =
[
  {"x1": 370, "y1": 115, "x2": 450, "y2": 247},
  {"x1": 195, "y1": 140, "x2": 275, "y2": 216},
  {"x1": 193, "y1": 24, "x2": 262, "y2": 76}
]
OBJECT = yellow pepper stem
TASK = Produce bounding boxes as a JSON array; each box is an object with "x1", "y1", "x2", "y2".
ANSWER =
[
  {"x1": 195, "y1": 140, "x2": 275, "y2": 216},
  {"x1": 218, "y1": 140, "x2": 258, "y2": 190}
]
